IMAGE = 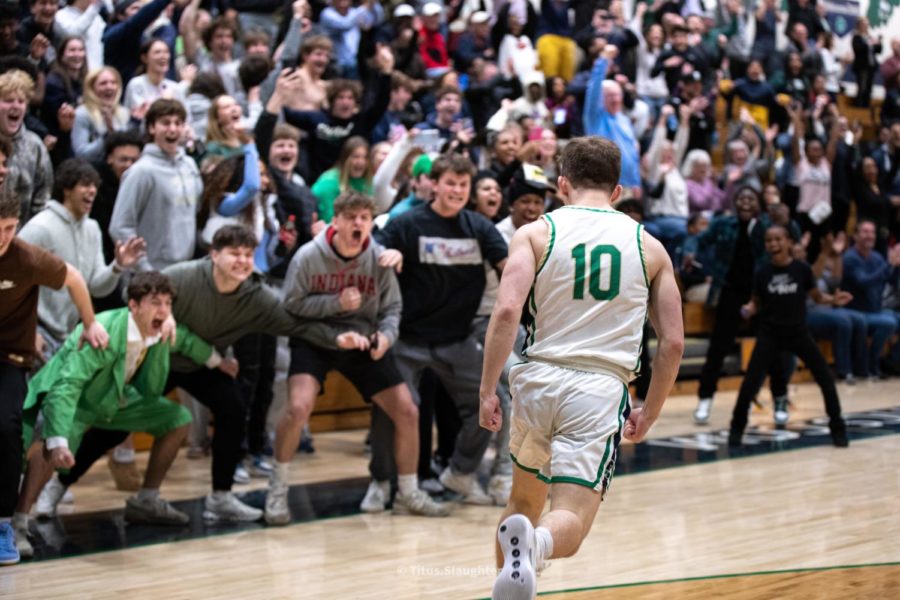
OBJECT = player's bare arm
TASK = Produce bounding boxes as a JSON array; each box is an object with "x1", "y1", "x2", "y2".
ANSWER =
[
  {"x1": 624, "y1": 231, "x2": 685, "y2": 443},
  {"x1": 479, "y1": 220, "x2": 548, "y2": 432}
]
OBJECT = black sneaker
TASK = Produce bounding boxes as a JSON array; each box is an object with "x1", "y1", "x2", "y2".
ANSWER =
[
  {"x1": 728, "y1": 430, "x2": 743, "y2": 448},
  {"x1": 831, "y1": 429, "x2": 849, "y2": 448}
]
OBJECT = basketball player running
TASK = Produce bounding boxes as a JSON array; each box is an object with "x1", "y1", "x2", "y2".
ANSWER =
[{"x1": 480, "y1": 137, "x2": 684, "y2": 599}]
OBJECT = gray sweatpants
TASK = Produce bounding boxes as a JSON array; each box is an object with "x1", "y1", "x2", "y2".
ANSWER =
[{"x1": 369, "y1": 335, "x2": 492, "y2": 478}]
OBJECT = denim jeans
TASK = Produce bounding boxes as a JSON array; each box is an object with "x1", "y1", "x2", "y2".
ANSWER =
[
  {"x1": 643, "y1": 215, "x2": 687, "y2": 260},
  {"x1": 860, "y1": 311, "x2": 898, "y2": 376},
  {"x1": 806, "y1": 306, "x2": 868, "y2": 378}
]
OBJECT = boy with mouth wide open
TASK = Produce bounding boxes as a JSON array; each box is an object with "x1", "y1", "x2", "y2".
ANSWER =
[
  {"x1": 268, "y1": 191, "x2": 449, "y2": 524},
  {"x1": 14, "y1": 271, "x2": 227, "y2": 557}
]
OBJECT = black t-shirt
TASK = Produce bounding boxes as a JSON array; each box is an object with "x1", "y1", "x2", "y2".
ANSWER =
[
  {"x1": 375, "y1": 203, "x2": 508, "y2": 344},
  {"x1": 753, "y1": 259, "x2": 814, "y2": 333}
]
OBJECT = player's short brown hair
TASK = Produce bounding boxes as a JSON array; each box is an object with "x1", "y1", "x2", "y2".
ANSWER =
[{"x1": 558, "y1": 137, "x2": 621, "y2": 193}]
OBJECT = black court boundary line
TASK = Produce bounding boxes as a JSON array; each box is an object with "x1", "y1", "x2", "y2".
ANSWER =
[
  {"x1": 17, "y1": 418, "x2": 900, "y2": 565},
  {"x1": 522, "y1": 560, "x2": 900, "y2": 598}
]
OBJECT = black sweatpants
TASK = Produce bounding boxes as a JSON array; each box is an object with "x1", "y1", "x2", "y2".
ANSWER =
[
  {"x1": 64, "y1": 368, "x2": 248, "y2": 492},
  {"x1": 698, "y1": 287, "x2": 788, "y2": 400},
  {"x1": 233, "y1": 333, "x2": 277, "y2": 457},
  {"x1": 0, "y1": 363, "x2": 27, "y2": 516},
  {"x1": 730, "y1": 328, "x2": 844, "y2": 435}
]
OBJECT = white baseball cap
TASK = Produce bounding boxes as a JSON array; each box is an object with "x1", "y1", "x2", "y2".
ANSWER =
[
  {"x1": 470, "y1": 10, "x2": 490, "y2": 24},
  {"x1": 422, "y1": 2, "x2": 442, "y2": 17},
  {"x1": 394, "y1": 4, "x2": 415, "y2": 18}
]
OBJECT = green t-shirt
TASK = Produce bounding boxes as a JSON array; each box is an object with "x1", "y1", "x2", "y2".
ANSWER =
[{"x1": 310, "y1": 168, "x2": 373, "y2": 222}]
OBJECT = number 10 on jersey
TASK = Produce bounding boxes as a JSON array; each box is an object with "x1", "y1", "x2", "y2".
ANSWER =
[{"x1": 571, "y1": 244, "x2": 620, "y2": 300}]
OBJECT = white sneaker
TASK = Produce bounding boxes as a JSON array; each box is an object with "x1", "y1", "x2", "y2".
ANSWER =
[
  {"x1": 439, "y1": 467, "x2": 493, "y2": 505},
  {"x1": 694, "y1": 398, "x2": 713, "y2": 425},
  {"x1": 35, "y1": 476, "x2": 67, "y2": 518},
  {"x1": 773, "y1": 397, "x2": 789, "y2": 426},
  {"x1": 264, "y1": 484, "x2": 290, "y2": 526},
  {"x1": 392, "y1": 489, "x2": 451, "y2": 517},
  {"x1": 233, "y1": 465, "x2": 250, "y2": 485},
  {"x1": 125, "y1": 495, "x2": 190, "y2": 525},
  {"x1": 246, "y1": 456, "x2": 274, "y2": 478},
  {"x1": 488, "y1": 475, "x2": 512, "y2": 506},
  {"x1": 419, "y1": 478, "x2": 444, "y2": 494},
  {"x1": 13, "y1": 523, "x2": 32, "y2": 560},
  {"x1": 492, "y1": 514, "x2": 536, "y2": 600},
  {"x1": 203, "y1": 492, "x2": 263, "y2": 522},
  {"x1": 359, "y1": 480, "x2": 388, "y2": 513}
]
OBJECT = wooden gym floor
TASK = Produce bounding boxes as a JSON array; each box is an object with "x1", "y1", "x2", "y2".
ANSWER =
[{"x1": 3, "y1": 379, "x2": 900, "y2": 599}]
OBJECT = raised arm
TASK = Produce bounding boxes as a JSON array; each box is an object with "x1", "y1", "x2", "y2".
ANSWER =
[{"x1": 179, "y1": 0, "x2": 203, "y2": 63}]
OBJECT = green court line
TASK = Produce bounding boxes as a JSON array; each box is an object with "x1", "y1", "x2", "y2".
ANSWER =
[{"x1": 528, "y1": 561, "x2": 900, "y2": 597}]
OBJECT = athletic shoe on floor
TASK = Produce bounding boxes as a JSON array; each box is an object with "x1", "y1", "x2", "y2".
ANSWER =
[
  {"x1": 35, "y1": 476, "x2": 67, "y2": 519},
  {"x1": 359, "y1": 480, "x2": 388, "y2": 513},
  {"x1": 13, "y1": 521, "x2": 32, "y2": 560},
  {"x1": 108, "y1": 459, "x2": 142, "y2": 492},
  {"x1": 773, "y1": 397, "x2": 789, "y2": 427},
  {"x1": 419, "y1": 478, "x2": 444, "y2": 494},
  {"x1": 125, "y1": 496, "x2": 189, "y2": 525},
  {"x1": 392, "y1": 489, "x2": 451, "y2": 517},
  {"x1": 264, "y1": 485, "x2": 291, "y2": 526},
  {"x1": 439, "y1": 467, "x2": 492, "y2": 505},
  {"x1": 492, "y1": 514, "x2": 536, "y2": 600},
  {"x1": 831, "y1": 427, "x2": 849, "y2": 448},
  {"x1": 693, "y1": 398, "x2": 712, "y2": 425},
  {"x1": 246, "y1": 455, "x2": 274, "y2": 478},
  {"x1": 0, "y1": 523, "x2": 20, "y2": 565},
  {"x1": 204, "y1": 492, "x2": 263, "y2": 522},
  {"x1": 187, "y1": 444, "x2": 210, "y2": 459},
  {"x1": 727, "y1": 430, "x2": 743, "y2": 448},
  {"x1": 233, "y1": 465, "x2": 251, "y2": 485},
  {"x1": 488, "y1": 475, "x2": 512, "y2": 506}
]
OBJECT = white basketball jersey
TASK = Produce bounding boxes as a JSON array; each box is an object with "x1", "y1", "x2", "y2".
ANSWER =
[{"x1": 523, "y1": 206, "x2": 649, "y2": 381}]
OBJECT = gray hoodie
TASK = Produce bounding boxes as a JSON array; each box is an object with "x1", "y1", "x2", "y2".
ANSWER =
[
  {"x1": 18, "y1": 200, "x2": 120, "y2": 342},
  {"x1": 109, "y1": 143, "x2": 202, "y2": 272},
  {"x1": 283, "y1": 227, "x2": 402, "y2": 349}
]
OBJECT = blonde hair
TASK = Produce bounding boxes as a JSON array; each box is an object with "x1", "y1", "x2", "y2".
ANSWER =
[
  {"x1": 206, "y1": 95, "x2": 251, "y2": 146},
  {"x1": 0, "y1": 70, "x2": 35, "y2": 101},
  {"x1": 82, "y1": 67, "x2": 128, "y2": 129},
  {"x1": 337, "y1": 136, "x2": 372, "y2": 190}
]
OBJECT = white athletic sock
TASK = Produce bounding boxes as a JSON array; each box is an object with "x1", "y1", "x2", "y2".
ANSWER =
[
  {"x1": 12, "y1": 512, "x2": 28, "y2": 529},
  {"x1": 273, "y1": 461, "x2": 290, "y2": 487},
  {"x1": 112, "y1": 447, "x2": 136, "y2": 463},
  {"x1": 535, "y1": 526, "x2": 554, "y2": 564},
  {"x1": 211, "y1": 490, "x2": 230, "y2": 501},
  {"x1": 136, "y1": 488, "x2": 159, "y2": 502},
  {"x1": 397, "y1": 474, "x2": 417, "y2": 496}
]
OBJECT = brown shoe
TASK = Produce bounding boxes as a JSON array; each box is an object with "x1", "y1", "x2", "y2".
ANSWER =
[{"x1": 108, "y1": 459, "x2": 142, "y2": 491}]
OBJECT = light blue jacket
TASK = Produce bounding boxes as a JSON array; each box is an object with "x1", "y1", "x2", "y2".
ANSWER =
[{"x1": 583, "y1": 57, "x2": 641, "y2": 188}]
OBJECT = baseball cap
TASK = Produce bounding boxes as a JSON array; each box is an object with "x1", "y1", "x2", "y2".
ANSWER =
[
  {"x1": 394, "y1": 4, "x2": 415, "y2": 18},
  {"x1": 507, "y1": 164, "x2": 551, "y2": 203},
  {"x1": 470, "y1": 11, "x2": 490, "y2": 24},
  {"x1": 422, "y1": 2, "x2": 442, "y2": 17}
]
